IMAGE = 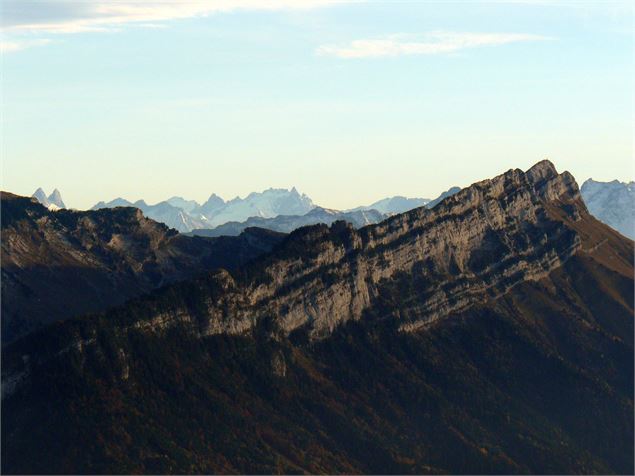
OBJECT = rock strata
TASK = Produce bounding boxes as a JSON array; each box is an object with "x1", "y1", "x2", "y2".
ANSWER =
[
  {"x1": 5, "y1": 161, "x2": 590, "y2": 353},
  {"x1": 0, "y1": 193, "x2": 285, "y2": 343}
]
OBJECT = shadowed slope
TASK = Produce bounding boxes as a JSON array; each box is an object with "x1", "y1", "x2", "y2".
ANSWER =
[
  {"x1": 1, "y1": 161, "x2": 633, "y2": 474},
  {"x1": 1, "y1": 192, "x2": 285, "y2": 344}
]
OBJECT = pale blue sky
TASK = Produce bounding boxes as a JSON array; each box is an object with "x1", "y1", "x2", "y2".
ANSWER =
[{"x1": 1, "y1": 1, "x2": 633, "y2": 210}]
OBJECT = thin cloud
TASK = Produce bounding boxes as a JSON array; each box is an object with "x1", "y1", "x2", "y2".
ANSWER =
[
  {"x1": 2, "y1": 0, "x2": 358, "y2": 34},
  {"x1": 317, "y1": 31, "x2": 553, "y2": 58},
  {"x1": 0, "y1": 39, "x2": 52, "y2": 53}
]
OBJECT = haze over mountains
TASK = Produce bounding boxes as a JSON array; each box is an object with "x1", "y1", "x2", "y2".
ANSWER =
[
  {"x1": 91, "y1": 198, "x2": 208, "y2": 233},
  {"x1": 350, "y1": 196, "x2": 431, "y2": 214},
  {"x1": 1, "y1": 192, "x2": 285, "y2": 343},
  {"x1": 34, "y1": 187, "x2": 454, "y2": 233},
  {"x1": 31, "y1": 179, "x2": 634, "y2": 241},
  {"x1": 188, "y1": 207, "x2": 386, "y2": 238},
  {"x1": 581, "y1": 178, "x2": 635, "y2": 239},
  {"x1": 4, "y1": 160, "x2": 633, "y2": 474}
]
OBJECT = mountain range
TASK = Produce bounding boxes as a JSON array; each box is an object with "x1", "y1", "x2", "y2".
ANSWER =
[
  {"x1": 349, "y1": 196, "x2": 430, "y2": 214},
  {"x1": 89, "y1": 188, "x2": 316, "y2": 232},
  {"x1": 4, "y1": 160, "x2": 633, "y2": 474},
  {"x1": 31, "y1": 181, "x2": 634, "y2": 242},
  {"x1": 35, "y1": 186, "x2": 462, "y2": 234},
  {"x1": 1, "y1": 193, "x2": 284, "y2": 344},
  {"x1": 91, "y1": 198, "x2": 208, "y2": 233},
  {"x1": 188, "y1": 207, "x2": 386, "y2": 238},
  {"x1": 188, "y1": 186, "x2": 463, "y2": 238}
]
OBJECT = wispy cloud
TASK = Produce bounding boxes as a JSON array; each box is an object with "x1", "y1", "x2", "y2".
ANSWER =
[
  {"x1": 317, "y1": 31, "x2": 552, "y2": 58},
  {"x1": 1, "y1": 0, "x2": 357, "y2": 34},
  {"x1": 0, "y1": 39, "x2": 52, "y2": 53}
]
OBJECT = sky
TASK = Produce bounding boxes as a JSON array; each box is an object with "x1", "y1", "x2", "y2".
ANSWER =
[{"x1": 1, "y1": 0, "x2": 633, "y2": 210}]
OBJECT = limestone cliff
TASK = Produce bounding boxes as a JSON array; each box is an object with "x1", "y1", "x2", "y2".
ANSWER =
[{"x1": 4, "y1": 160, "x2": 617, "y2": 357}]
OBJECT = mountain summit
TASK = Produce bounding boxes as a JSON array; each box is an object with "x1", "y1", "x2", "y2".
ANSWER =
[
  {"x1": 194, "y1": 187, "x2": 316, "y2": 227},
  {"x1": 4, "y1": 161, "x2": 632, "y2": 474},
  {"x1": 91, "y1": 188, "x2": 316, "y2": 232},
  {"x1": 143, "y1": 159, "x2": 594, "y2": 338},
  {"x1": 0, "y1": 193, "x2": 285, "y2": 343},
  {"x1": 31, "y1": 187, "x2": 66, "y2": 210},
  {"x1": 48, "y1": 188, "x2": 66, "y2": 208}
]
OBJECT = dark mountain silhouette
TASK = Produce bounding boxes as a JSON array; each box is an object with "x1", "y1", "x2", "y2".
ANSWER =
[
  {"x1": 1, "y1": 161, "x2": 633, "y2": 474},
  {"x1": 0, "y1": 193, "x2": 284, "y2": 344}
]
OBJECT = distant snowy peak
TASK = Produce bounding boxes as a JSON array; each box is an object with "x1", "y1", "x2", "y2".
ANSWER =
[
  {"x1": 32, "y1": 188, "x2": 66, "y2": 210},
  {"x1": 353, "y1": 196, "x2": 430, "y2": 215},
  {"x1": 197, "y1": 187, "x2": 315, "y2": 227},
  {"x1": 166, "y1": 196, "x2": 200, "y2": 213},
  {"x1": 48, "y1": 189, "x2": 66, "y2": 208},
  {"x1": 90, "y1": 197, "x2": 206, "y2": 233},
  {"x1": 581, "y1": 178, "x2": 635, "y2": 239},
  {"x1": 352, "y1": 188, "x2": 460, "y2": 215},
  {"x1": 91, "y1": 198, "x2": 134, "y2": 210},
  {"x1": 426, "y1": 186, "x2": 461, "y2": 209},
  {"x1": 32, "y1": 188, "x2": 49, "y2": 207},
  {"x1": 581, "y1": 178, "x2": 635, "y2": 196},
  {"x1": 194, "y1": 193, "x2": 225, "y2": 218},
  {"x1": 84, "y1": 185, "x2": 462, "y2": 235},
  {"x1": 190, "y1": 206, "x2": 386, "y2": 238}
]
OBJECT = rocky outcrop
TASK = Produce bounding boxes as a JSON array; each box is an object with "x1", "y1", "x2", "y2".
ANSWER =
[
  {"x1": 3, "y1": 164, "x2": 633, "y2": 476},
  {"x1": 3, "y1": 161, "x2": 593, "y2": 355},
  {"x1": 0, "y1": 193, "x2": 285, "y2": 344},
  {"x1": 235, "y1": 160, "x2": 584, "y2": 336}
]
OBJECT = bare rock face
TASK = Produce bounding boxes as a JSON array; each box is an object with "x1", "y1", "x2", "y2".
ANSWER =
[
  {"x1": 6, "y1": 160, "x2": 591, "y2": 352},
  {"x1": 2, "y1": 162, "x2": 633, "y2": 476},
  {"x1": 0, "y1": 193, "x2": 285, "y2": 343},
  {"x1": 234, "y1": 160, "x2": 584, "y2": 337}
]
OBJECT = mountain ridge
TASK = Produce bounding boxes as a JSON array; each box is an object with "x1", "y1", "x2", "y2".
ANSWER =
[
  {"x1": 188, "y1": 206, "x2": 386, "y2": 238},
  {"x1": 4, "y1": 160, "x2": 614, "y2": 344},
  {"x1": 0, "y1": 192, "x2": 285, "y2": 344},
  {"x1": 89, "y1": 187, "x2": 459, "y2": 234},
  {"x1": 2, "y1": 160, "x2": 633, "y2": 474}
]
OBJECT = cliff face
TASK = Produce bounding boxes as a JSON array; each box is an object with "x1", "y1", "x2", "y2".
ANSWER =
[
  {"x1": 244, "y1": 160, "x2": 584, "y2": 336},
  {"x1": 4, "y1": 161, "x2": 624, "y2": 355},
  {"x1": 0, "y1": 193, "x2": 285, "y2": 343},
  {"x1": 2, "y1": 161, "x2": 633, "y2": 475},
  {"x1": 60, "y1": 161, "x2": 590, "y2": 342}
]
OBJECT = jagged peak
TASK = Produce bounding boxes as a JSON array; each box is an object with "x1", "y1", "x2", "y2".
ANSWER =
[
  {"x1": 47, "y1": 188, "x2": 66, "y2": 209},
  {"x1": 31, "y1": 188, "x2": 51, "y2": 207},
  {"x1": 525, "y1": 159, "x2": 558, "y2": 184},
  {"x1": 205, "y1": 193, "x2": 224, "y2": 203}
]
